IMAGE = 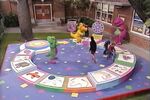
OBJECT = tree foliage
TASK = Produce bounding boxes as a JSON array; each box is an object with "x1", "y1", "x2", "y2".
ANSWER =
[
  {"x1": 63, "y1": 0, "x2": 93, "y2": 18},
  {"x1": 128, "y1": 0, "x2": 150, "y2": 27},
  {"x1": 64, "y1": 0, "x2": 91, "y2": 11}
]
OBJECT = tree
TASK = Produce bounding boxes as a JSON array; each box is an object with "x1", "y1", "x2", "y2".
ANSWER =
[
  {"x1": 72, "y1": 0, "x2": 90, "y2": 10},
  {"x1": 62, "y1": 0, "x2": 93, "y2": 17},
  {"x1": 17, "y1": 0, "x2": 33, "y2": 41},
  {"x1": 128, "y1": 0, "x2": 150, "y2": 28}
]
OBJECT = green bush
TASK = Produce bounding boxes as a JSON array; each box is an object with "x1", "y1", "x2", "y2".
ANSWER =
[
  {"x1": 0, "y1": 25, "x2": 4, "y2": 33},
  {"x1": 4, "y1": 13, "x2": 19, "y2": 27},
  {"x1": 79, "y1": 17, "x2": 95, "y2": 27},
  {"x1": 0, "y1": 14, "x2": 2, "y2": 20},
  {"x1": 0, "y1": 26, "x2": 4, "y2": 45}
]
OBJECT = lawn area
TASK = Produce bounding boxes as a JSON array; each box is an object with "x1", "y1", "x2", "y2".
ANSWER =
[{"x1": 0, "y1": 32, "x2": 149, "y2": 100}]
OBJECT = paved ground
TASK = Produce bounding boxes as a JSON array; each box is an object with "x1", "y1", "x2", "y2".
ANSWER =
[
  {"x1": 4, "y1": 25, "x2": 68, "y2": 33},
  {"x1": 4, "y1": 25, "x2": 150, "y2": 61}
]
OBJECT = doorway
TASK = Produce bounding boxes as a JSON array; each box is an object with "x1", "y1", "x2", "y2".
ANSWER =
[{"x1": 34, "y1": 4, "x2": 52, "y2": 22}]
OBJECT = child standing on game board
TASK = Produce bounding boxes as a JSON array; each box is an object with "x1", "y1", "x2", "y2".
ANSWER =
[
  {"x1": 107, "y1": 42, "x2": 116, "y2": 61},
  {"x1": 103, "y1": 40, "x2": 111, "y2": 55},
  {"x1": 89, "y1": 36, "x2": 97, "y2": 63}
]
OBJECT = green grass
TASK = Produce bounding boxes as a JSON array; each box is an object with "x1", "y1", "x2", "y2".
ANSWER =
[
  {"x1": 34, "y1": 32, "x2": 70, "y2": 40},
  {"x1": 0, "y1": 32, "x2": 150, "y2": 100},
  {"x1": 123, "y1": 92, "x2": 150, "y2": 100}
]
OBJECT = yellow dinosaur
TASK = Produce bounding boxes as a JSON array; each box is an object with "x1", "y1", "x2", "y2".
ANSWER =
[{"x1": 70, "y1": 23, "x2": 87, "y2": 43}]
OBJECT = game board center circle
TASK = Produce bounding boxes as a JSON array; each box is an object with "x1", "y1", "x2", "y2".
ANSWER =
[
  {"x1": 25, "y1": 40, "x2": 49, "y2": 50},
  {"x1": 32, "y1": 42, "x2": 114, "y2": 76}
]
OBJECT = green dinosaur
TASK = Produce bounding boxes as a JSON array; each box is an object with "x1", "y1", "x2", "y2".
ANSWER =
[{"x1": 47, "y1": 36, "x2": 57, "y2": 60}]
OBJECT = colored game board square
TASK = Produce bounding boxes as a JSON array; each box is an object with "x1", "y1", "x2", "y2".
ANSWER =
[
  {"x1": 10, "y1": 51, "x2": 15, "y2": 53},
  {"x1": 13, "y1": 55, "x2": 31, "y2": 61},
  {"x1": 67, "y1": 76, "x2": 92, "y2": 88},
  {"x1": 103, "y1": 55, "x2": 107, "y2": 58},
  {"x1": 11, "y1": 60, "x2": 36, "y2": 73},
  {"x1": 115, "y1": 54, "x2": 136, "y2": 67},
  {"x1": 57, "y1": 41, "x2": 69, "y2": 44},
  {"x1": 34, "y1": 47, "x2": 50, "y2": 55},
  {"x1": 0, "y1": 80, "x2": 5, "y2": 85},
  {"x1": 88, "y1": 69, "x2": 119, "y2": 84},
  {"x1": 64, "y1": 76, "x2": 95, "y2": 93},
  {"x1": 125, "y1": 85, "x2": 133, "y2": 90},
  {"x1": 25, "y1": 95, "x2": 30, "y2": 98},
  {"x1": 122, "y1": 50, "x2": 131, "y2": 55},
  {"x1": 19, "y1": 70, "x2": 47, "y2": 84},
  {"x1": 37, "y1": 89, "x2": 45, "y2": 94},
  {"x1": 97, "y1": 42, "x2": 105, "y2": 47},
  {"x1": 36, "y1": 74, "x2": 65, "y2": 92},
  {"x1": 71, "y1": 39, "x2": 77, "y2": 43},
  {"x1": 118, "y1": 54, "x2": 134, "y2": 63},
  {"x1": 115, "y1": 47, "x2": 124, "y2": 53},
  {"x1": 17, "y1": 49, "x2": 35, "y2": 56},
  {"x1": 99, "y1": 64, "x2": 105, "y2": 67},
  {"x1": 82, "y1": 37, "x2": 90, "y2": 41},
  {"x1": 71, "y1": 93, "x2": 79, "y2": 97},
  {"x1": 20, "y1": 83, "x2": 28, "y2": 88},
  {"x1": 92, "y1": 34, "x2": 103, "y2": 41},
  {"x1": 146, "y1": 76, "x2": 150, "y2": 80},
  {"x1": 4, "y1": 68, "x2": 12, "y2": 72},
  {"x1": 108, "y1": 63, "x2": 132, "y2": 76}
]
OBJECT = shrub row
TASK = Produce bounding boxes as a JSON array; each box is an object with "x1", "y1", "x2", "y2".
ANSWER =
[{"x1": 3, "y1": 13, "x2": 19, "y2": 27}]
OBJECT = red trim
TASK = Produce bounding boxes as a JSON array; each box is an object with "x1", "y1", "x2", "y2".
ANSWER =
[{"x1": 97, "y1": 88, "x2": 150, "y2": 100}]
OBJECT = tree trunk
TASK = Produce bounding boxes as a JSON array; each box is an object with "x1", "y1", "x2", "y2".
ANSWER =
[{"x1": 17, "y1": 0, "x2": 33, "y2": 41}]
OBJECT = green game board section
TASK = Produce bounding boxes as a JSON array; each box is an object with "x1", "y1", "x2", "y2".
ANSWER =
[
  {"x1": 36, "y1": 83, "x2": 64, "y2": 92},
  {"x1": 114, "y1": 54, "x2": 136, "y2": 67}
]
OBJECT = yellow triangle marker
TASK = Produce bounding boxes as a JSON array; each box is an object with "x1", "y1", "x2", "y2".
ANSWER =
[
  {"x1": 71, "y1": 93, "x2": 79, "y2": 97},
  {"x1": 20, "y1": 83, "x2": 28, "y2": 88}
]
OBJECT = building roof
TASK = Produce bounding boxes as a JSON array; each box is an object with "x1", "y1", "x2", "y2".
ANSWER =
[{"x1": 95, "y1": 0, "x2": 130, "y2": 6}]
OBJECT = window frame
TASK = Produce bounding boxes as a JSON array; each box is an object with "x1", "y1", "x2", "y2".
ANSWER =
[
  {"x1": 131, "y1": 11, "x2": 150, "y2": 38},
  {"x1": 95, "y1": 2, "x2": 114, "y2": 25}
]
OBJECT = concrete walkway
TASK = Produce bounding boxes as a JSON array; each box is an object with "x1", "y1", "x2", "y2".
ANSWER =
[
  {"x1": 4, "y1": 25, "x2": 150, "y2": 61},
  {"x1": 4, "y1": 25, "x2": 68, "y2": 33}
]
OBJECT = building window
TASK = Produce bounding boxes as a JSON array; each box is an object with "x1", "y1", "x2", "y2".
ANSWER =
[
  {"x1": 95, "y1": 3, "x2": 114, "y2": 24},
  {"x1": 131, "y1": 12, "x2": 150, "y2": 37},
  {"x1": 96, "y1": 3, "x2": 102, "y2": 20}
]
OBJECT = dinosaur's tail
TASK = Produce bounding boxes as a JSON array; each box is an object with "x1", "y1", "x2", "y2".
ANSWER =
[{"x1": 70, "y1": 32, "x2": 75, "y2": 38}]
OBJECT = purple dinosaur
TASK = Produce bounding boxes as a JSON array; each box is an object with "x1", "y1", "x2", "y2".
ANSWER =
[{"x1": 112, "y1": 17, "x2": 127, "y2": 45}]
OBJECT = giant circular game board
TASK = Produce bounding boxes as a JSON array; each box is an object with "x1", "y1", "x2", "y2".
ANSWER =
[{"x1": 11, "y1": 39, "x2": 136, "y2": 93}]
